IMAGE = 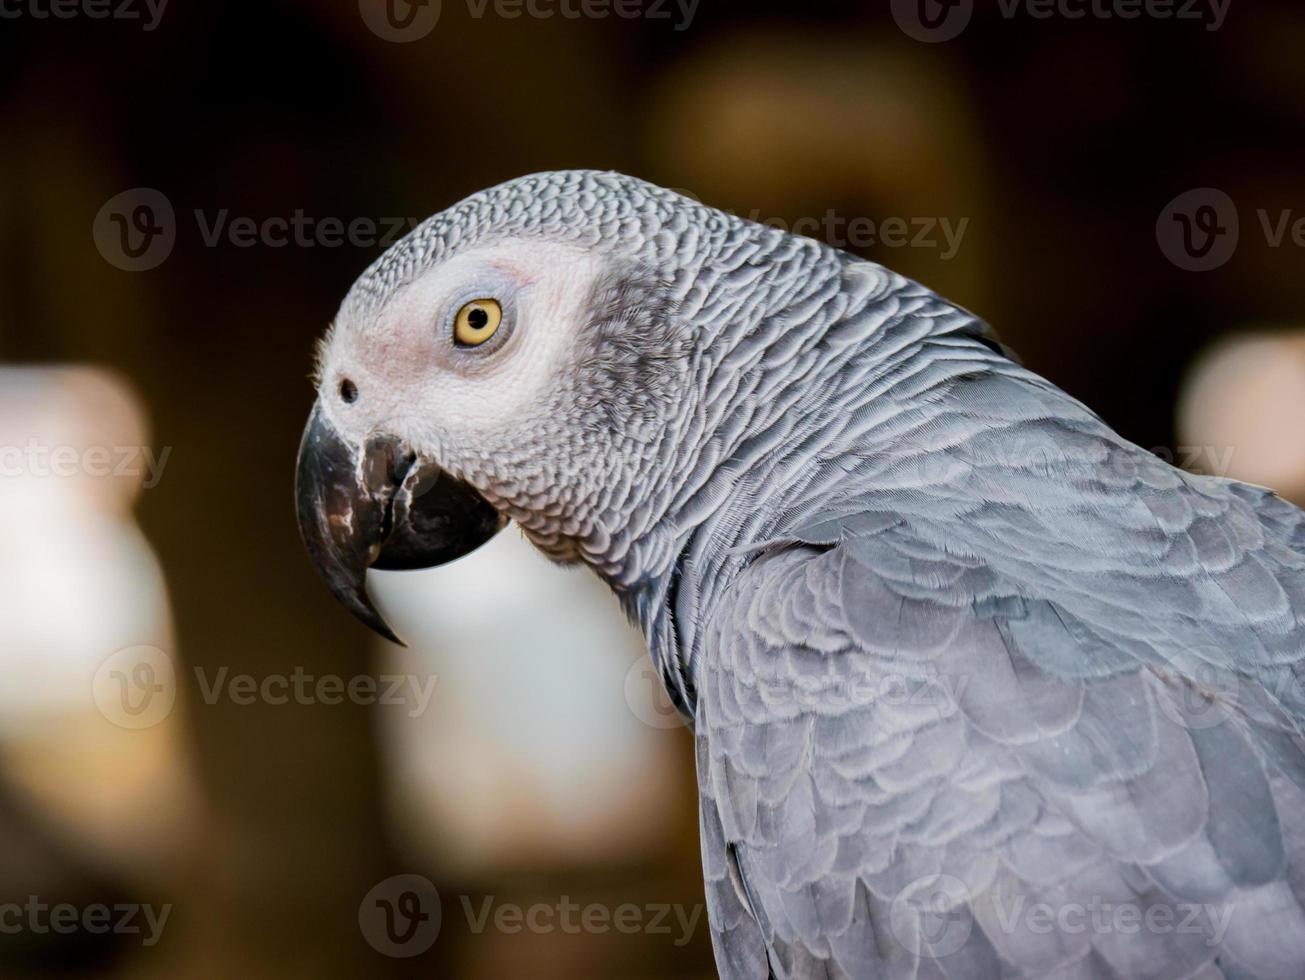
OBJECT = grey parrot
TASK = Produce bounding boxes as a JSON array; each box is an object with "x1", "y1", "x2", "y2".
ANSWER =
[{"x1": 295, "y1": 171, "x2": 1305, "y2": 979}]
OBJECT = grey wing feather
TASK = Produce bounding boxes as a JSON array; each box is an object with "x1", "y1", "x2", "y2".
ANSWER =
[{"x1": 697, "y1": 397, "x2": 1305, "y2": 979}]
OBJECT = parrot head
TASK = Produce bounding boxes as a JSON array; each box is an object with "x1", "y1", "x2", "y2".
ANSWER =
[{"x1": 296, "y1": 172, "x2": 702, "y2": 642}]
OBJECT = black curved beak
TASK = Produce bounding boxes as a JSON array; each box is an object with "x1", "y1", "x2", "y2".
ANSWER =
[{"x1": 294, "y1": 403, "x2": 507, "y2": 644}]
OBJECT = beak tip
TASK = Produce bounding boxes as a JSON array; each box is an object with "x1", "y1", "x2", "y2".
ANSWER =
[
  {"x1": 341, "y1": 577, "x2": 408, "y2": 646},
  {"x1": 296, "y1": 402, "x2": 504, "y2": 648},
  {"x1": 369, "y1": 611, "x2": 408, "y2": 647}
]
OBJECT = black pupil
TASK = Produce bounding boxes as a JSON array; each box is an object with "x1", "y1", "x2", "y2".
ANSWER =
[
  {"x1": 339, "y1": 378, "x2": 358, "y2": 403},
  {"x1": 467, "y1": 307, "x2": 489, "y2": 331}
]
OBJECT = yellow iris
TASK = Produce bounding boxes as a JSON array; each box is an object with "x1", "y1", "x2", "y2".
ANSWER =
[{"x1": 454, "y1": 299, "x2": 503, "y2": 347}]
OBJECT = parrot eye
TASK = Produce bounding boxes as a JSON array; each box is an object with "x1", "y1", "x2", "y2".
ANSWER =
[
  {"x1": 453, "y1": 299, "x2": 503, "y2": 348},
  {"x1": 339, "y1": 378, "x2": 358, "y2": 404}
]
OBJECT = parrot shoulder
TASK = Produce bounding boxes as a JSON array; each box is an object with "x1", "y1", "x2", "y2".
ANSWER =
[{"x1": 694, "y1": 498, "x2": 1305, "y2": 978}]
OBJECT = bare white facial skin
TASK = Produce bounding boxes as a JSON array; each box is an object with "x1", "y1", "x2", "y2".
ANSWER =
[{"x1": 316, "y1": 239, "x2": 607, "y2": 481}]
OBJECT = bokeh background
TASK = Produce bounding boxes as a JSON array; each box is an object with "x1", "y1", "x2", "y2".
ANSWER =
[{"x1": 2, "y1": 0, "x2": 1305, "y2": 976}]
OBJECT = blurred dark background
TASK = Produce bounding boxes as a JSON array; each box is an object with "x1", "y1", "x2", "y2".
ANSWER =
[{"x1": 1, "y1": 1, "x2": 1304, "y2": 977}]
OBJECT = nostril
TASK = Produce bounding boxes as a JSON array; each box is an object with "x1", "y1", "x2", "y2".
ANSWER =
[{"x1": 339, "y1": 378, "x2": 358, "y2": 404}]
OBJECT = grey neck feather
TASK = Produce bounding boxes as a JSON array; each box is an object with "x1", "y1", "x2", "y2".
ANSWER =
[{"x1": 582, "y1": 223, "x2": 1008, "y2": 718}]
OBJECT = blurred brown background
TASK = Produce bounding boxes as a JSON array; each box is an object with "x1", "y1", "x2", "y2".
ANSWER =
[{"x1": 1, "y1": 1, "x2": 1304, "y2": 977}]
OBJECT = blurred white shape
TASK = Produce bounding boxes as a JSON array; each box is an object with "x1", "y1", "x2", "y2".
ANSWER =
[
  {"x1": 0, "y1": 366, "x2": 197, "y2": 874},
  {"x1": 370, "y1": 530, "x2": 683, "y2": 876},
  {"x1": 1179, "y1": 330, "x2": 1305, "y2": 502}
]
